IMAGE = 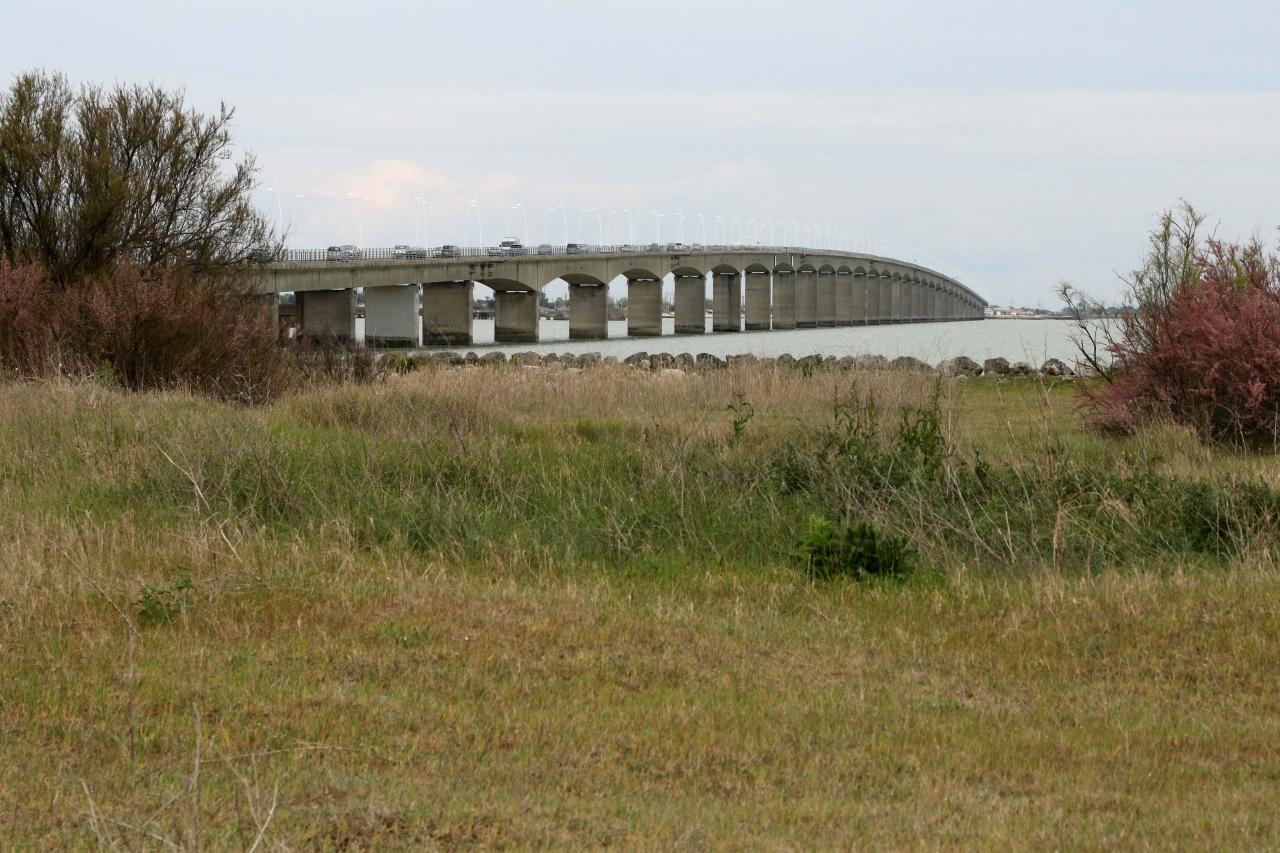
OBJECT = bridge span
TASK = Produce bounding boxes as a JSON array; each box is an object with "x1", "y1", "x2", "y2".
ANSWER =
[{"x1": 259, "y1": 244, "x2": 986, "y2": 346}]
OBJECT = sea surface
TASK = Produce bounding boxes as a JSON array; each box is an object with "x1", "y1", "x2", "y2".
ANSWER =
[{"x1": 350, "y1": 318, "x2": 1086, "y2": 365}]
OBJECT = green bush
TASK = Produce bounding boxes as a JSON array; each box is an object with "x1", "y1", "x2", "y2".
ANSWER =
[{"x1": 800, "y1": 517, "x2": 914, "y2": 580}]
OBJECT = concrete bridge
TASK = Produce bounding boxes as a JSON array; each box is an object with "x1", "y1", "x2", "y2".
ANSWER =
[{"x1": 259, "y1": 244, "x2": 986, "y2": 346}]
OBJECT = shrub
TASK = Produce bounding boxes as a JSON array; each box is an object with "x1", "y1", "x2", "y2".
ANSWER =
[
  {"x1": 1064, "y1": 204, "x2": 1280, "y2": 447},
  {"x1": 799, "y1": 517, "x2": 914, "y2": 580},
  {"x1": 0, "y1": 260, "x2": 288, "y2": 402}
]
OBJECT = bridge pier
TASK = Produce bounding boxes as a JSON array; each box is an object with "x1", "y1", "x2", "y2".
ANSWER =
[
  {"x1": 817, "y1": 272, "x2": 837, "y2": 327},
  {"x1": 364, "y1": 284, "x2": 421, "y2": 348},
  {"x1": 876, "y1": 274, "x2": 892, "y2": 324},
  {"x1": 422, "y1": 281, "x2": 473, "y2": 345},
  {"x1": 745, "y1": 272, "x2": 771, "y2": 330},
  {"x1": 889, "y1": 278, "x2": 903, "y2": 323},
  {"x1": 627, "y1": 277, "x2": 662, "y2": 337},
  {"x1": 712, "y1": 272, "x2": 741, "y2": 332},
  {"x1": 834, "y1": 272, "x2": 853, "y2": 326},
  {"x1": 851, "y1": 274, "x2": 868, "y2": 324},
  {"x1": 569, "y1": 282, "x2": 608, "y2": 340},
  {"x1": 796, "y1": 270, "x2": 817, "y2": 328},
  {"x1": 674, "y1": 274, "x2": 705, "y2": 334},
  {"x1": 297, "y1": 289, "x2": 356, "y2": 342},
  {"x1": 494, "y1": 288, "x2": 538, "y2": 343},
  {"x1": 772, "y1": 271, "x2": 796, "y2": 329},
  {"x1": 929, "y1": 287, "x2": 940, "y2": 322}
]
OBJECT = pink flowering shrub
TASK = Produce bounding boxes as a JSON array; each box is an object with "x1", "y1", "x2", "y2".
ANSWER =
[{"x1": 1086, "y1": 234, "x2": 1280, "y2": 446}]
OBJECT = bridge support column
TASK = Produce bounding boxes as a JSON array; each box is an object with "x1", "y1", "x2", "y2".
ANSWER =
[
  {"x1": 929, "y1": 287, "x2": 940, "y2": 321},
  {"x1": 772, "y1": 272, "x2": 796, "y2": 329},
  {"x1": 297, "y1": 289, "x2": 356, "y2": 343},
  {"x1": 834, "y1": 272, "x2": 853, "y2": 326},
  {"x1": 627, "y1": 278, "x2": 662, "y2": 337},
  {"x1": 900, "y1": 282, "x2": 913, "y2": 325},
  {"x1": 745, "y1": 272, "x2": 771, "y2": 330},
  {"x1": 569, "y1": 282, "x2": 608, "y2": 340},
  {"x1": 890, "y1": 279, "x2": 904, "y2": 323},
  {"x1": 876, "y1": 275, "x2": 892, "y2": 324},
  {"x1": 422, "y1": 281, "x2": 473, "y2": 345},
  {"x1": 674, "y1": 274, "x2": 705, "y2": 334},
  {"x1": 851, "y1": 274, "x2": 869, "y2": 325},
  {"x1": 263, "y1": 294, "x2": 280, "y2": 339},
  {"x1": 713, "y1": 272, "x2": 741, "y2": 332},
  {"x1": 494, "y1": 288, "x2": 538, "y2": 343},
  {"x1": 796, "y1": 270, "x2": 817, "y2": 328},
  {"x1": 364, "y1": 284, "x2": 421, "y2": 348},
  {"x1": 817, "y1": 272, "x2": 837, "y2": 327}
]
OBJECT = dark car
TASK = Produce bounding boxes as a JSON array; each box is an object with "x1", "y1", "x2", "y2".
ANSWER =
[
  {"x1": 566, "y1": 243, "x2": 586, "y2": 255},
  {"x1": 437, "y1": 244, "x2": 460, "y2": 258}
]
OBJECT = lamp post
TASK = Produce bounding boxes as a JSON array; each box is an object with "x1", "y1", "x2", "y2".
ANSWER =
[
  {"x1": 650, "y1": 209, "x2": 662, "y2": 244},
  {"x1": 673, "y1": 210, "x2": 684, "y2": 243},
  {"x1": 262, "y1": 185, "x2": 284, "y2": 235},
  {"x1": 413, "y1": 195, "x2": 431, "y2": 248},
  {"x1": 290, "y1": 194, "x2": 305, "y2": 233}
]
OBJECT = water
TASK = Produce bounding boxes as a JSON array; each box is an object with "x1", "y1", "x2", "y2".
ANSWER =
[{"x1": 351, "y1": 318, "x2": 1084, "y2": 365}]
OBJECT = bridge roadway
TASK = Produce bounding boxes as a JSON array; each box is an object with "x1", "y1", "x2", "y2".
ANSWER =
[{"x1": 259, "y1": 245, "x2": 987, "y2": 346}]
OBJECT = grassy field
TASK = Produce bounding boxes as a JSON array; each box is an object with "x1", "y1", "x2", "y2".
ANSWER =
[{"x1": 2, "y1": 364, "x2": 1280, "y2": 848}]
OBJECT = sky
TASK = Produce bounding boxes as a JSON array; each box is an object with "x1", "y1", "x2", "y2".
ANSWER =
[{"x1": 5, "y1": 0, "x2": 1280, "y2": 306}]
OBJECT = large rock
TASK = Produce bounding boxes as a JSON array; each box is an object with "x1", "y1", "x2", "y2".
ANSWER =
[
  {"x1": 983, "y1": 357, "x2": 1011, "y2": 376},
  {"x1": 726, "y1": 353, "x2": 759, "y2": 367},
  {"x1": 695, "y1": 353, "x2": 726, "y2": 370},
  {"x1": 853, "y1": 354, "x2": 890, "y2": 371},
  {"x1": 650, "y1": 352, "x2": 676, "y2": 370},
  {"x1": 796, "y1": 354, "x2": 824, "y2": 372},
  {"x1": 836, "y1": 355, "x2": 858, "y2": 371},
  {"x1": 623, "y1": 352, "x2": 650, "y2": 368},
  {"x1": 674, "y1": 352, "x2": 696, "y2": 371},
  {"x1": 891, "y1": 355, "x2": 933, "y2": 373},
  {"x1": 464, "y1": 351, "x2": 479, "y2": 365},
  {"x1": 602, "y1": 355, "x2": 619, "y2": 366},
  {"x1": 938, "y1": 356, "x2": 983, "y2": 378},
  {"x1": 775, "y1": 353, "x2": 796, "y2": 367},
  {"x1": 1041, "y1": 358, "x2": 1075, "y2": 377},
  {"x1": 1008, "y1": 360, "x2": 1036, "y2": 376},
  {"x1": 578, "y1": 352, "x2": 602, "y2": 368},
  {"x1": 512, "y1": 351, "x2": 542, "y2": 367},
  {"x1": 478, "y1": 351, "x2": 507, "y2": 367}
]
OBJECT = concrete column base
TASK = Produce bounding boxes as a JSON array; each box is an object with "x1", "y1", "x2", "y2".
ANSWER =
[
  {"x1": 495, "y1": 289, "x2": 538, "y2": 343},
  {"x1": 628, "y1": 278, "x2": 662, "y2": 337},
  {"x1": 834, "y1": 273, "x2": 853, "y2": 326},
  {"x1": 569, "y1": 282, "x2": 608, "y2": 340},
  {"x1": 772, "y1": 273, "x2": 796, "y2": 329},
  {"x1": 817, "y1": 273, "x2": 837, "y2": 327},
  {"x1": 853, "y1": 276, "x2": 870, "y2": 325},
  {"x1": 674, "y1": 275, "x2": 705, "y2": 334},
  {"x1": 364, "y1": 284, "x2": 421, "y2": 348},
  {"x1": 422, "y1": 281, "x2": 473, "y2": 345},
  {"x1": 298, "y1": 289, "x2": 356, "y2": 342},
  {"x1": 744, "y1": 272, "x2": 771, "y2": 330},
  {"x1": 712, "y1": 274, "x2": 741, "y2": 332},
  {"x1": 796, "y1": 272, "x2": 818, "y2": 328}
]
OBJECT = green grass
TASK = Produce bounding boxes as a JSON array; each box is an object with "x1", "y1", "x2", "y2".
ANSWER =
[{"x1": 2, "y1": 366, "x2": 1280, "y2": 847}]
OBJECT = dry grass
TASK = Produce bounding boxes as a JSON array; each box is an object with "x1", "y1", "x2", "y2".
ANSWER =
[{"x1": 2, "y1": 366, "x2": 1280, "y2": 848}]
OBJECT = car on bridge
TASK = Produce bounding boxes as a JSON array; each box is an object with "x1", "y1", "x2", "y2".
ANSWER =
[
  {"x1": 566, "y1": 243, "x2": 587, "y2": 255},
  {"x1": 393, "y1": 244, "x2": 427, "y2": 259},
  {"x1": 326, "y1": 244, "x2": 362, "y2": 261},
  {"x1": 436, "y1": 245, "x2": 460, "y2": 258},
  {"x1": 493, "y1": 238, "x2": 526, "y2": 256},
  {"x1": 535, "y1": 244, "x2": 554, "y2": 255}
]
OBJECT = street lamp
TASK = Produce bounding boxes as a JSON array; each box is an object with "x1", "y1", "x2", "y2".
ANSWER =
[
  {"x1": 509, "y1": 202, "x2": 528, "y2": 244},
  {"x1": 262, "y1": 185, "x2": 284, "y2": 236},
  {"x1": 673, "y1": 210, "x2": 684, "y2": 243},
  {"x1": 650, "y1": 209, "x2": 662, "y2": 244},
  {"x1": 290, "y1": 194, "x2": 305, "y2": 233},
  {"x1": 467, "y1": 199, "x2": 483, "y2": 248},
  {"x1": 344, "y1": 192, "x2": 368, "y2": 247},
  {"x1": 413, "y1": 195, "x2": 432, "y2": 248}
]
